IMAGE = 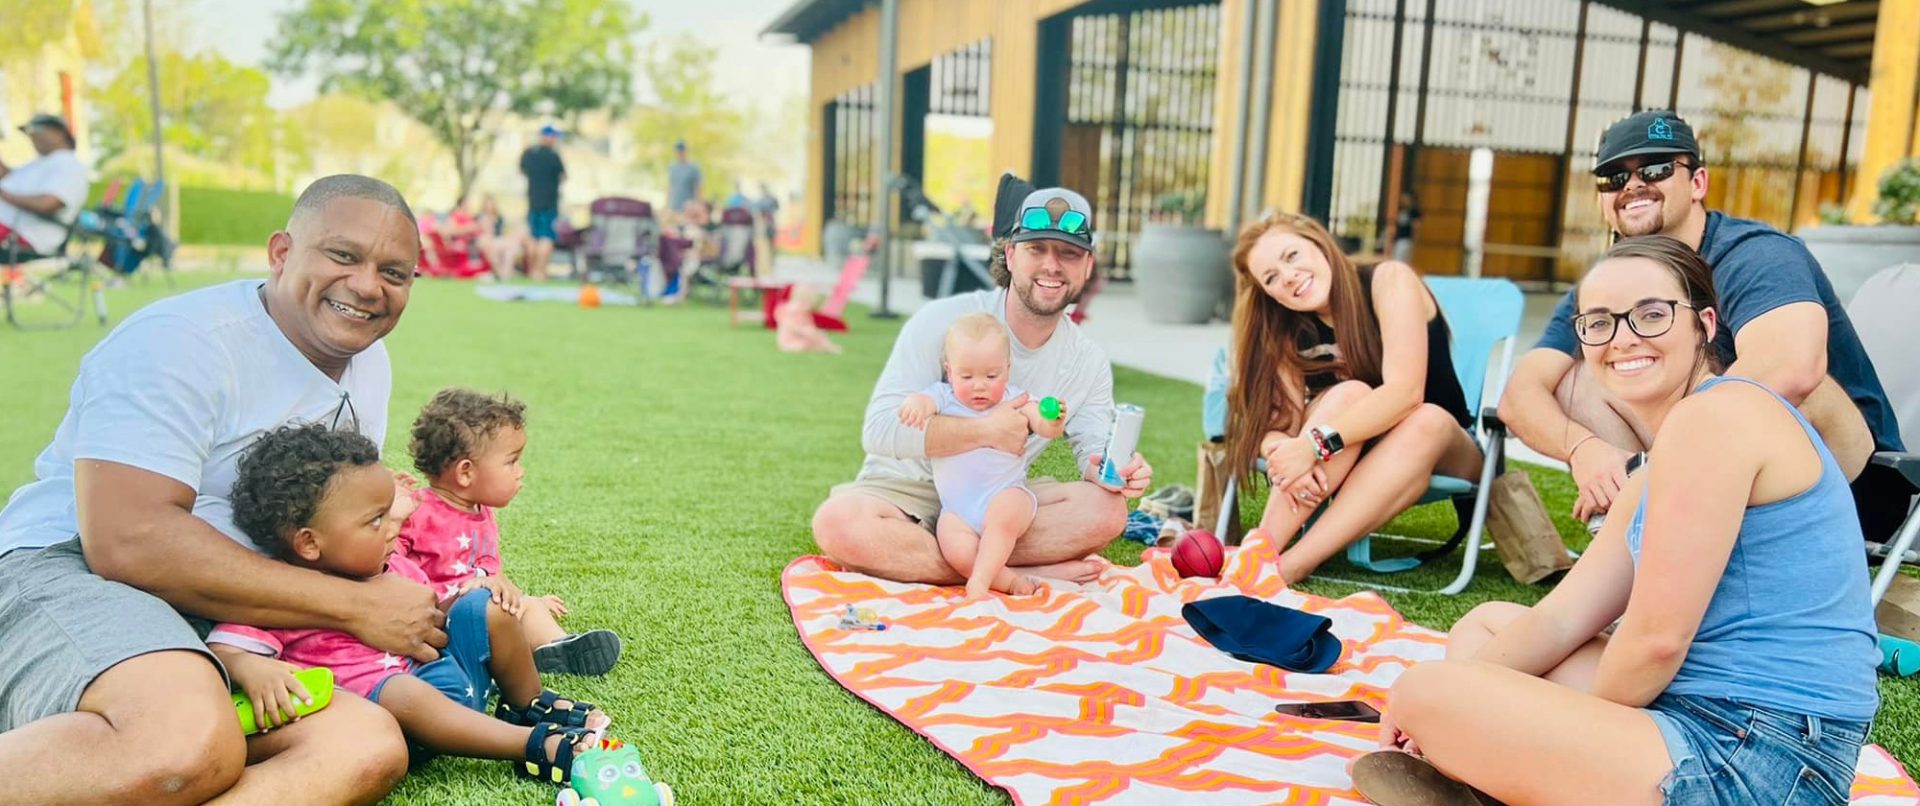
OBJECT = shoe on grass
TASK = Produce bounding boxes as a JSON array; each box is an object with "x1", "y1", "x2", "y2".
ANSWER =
[{"x1": 534, "y1": 629, "x2": 624, "y2": 676}]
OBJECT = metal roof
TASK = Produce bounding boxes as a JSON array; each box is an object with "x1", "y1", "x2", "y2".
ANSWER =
[
  {"x1": 762, "y1": 0, "x2": 867, "y2": 43},
  {"x1": 1593, "y1": 0, "x2": 1879, "y2": 84},
  {"x1": 765, "y1": 0, "x2": 1882, "y2": 84}
]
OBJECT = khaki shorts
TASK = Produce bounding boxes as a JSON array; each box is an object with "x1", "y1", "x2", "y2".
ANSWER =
[{"x1": 831, "y1": 476, "x2": 1066, "y2": 532}]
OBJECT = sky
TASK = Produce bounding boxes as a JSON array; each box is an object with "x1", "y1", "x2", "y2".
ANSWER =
[{"x1": 181, "y1": 0, "x2": 811, "y2": 111}]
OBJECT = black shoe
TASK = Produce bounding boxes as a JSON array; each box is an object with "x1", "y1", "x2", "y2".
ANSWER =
[
  {"x1": 1351, "y1": 751, "x2": 1504, "y2": 806},
  {"x1": 533, "y1": 630, "x2": 623, "y2": 676}
]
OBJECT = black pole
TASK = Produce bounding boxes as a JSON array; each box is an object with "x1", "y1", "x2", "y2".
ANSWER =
[
  {"x1": 1667, "y1": 31, "x2": 1685, "y2": 111},
  {"x1": 871, "y1": 0, "x2": 900, "y2": 319},
  {"x1": 1547, "y1": 0, "x2": 1591, "y2": 291},
  {"x1": 1407, "y1": 0, "x2": 1438, "y2": 183},
  {"x1": 1789, "y1": 71, "x2": 1818, "y2": 229},
  {"x1": 1838, "y1": 82, "x2": 1858, "y2": 203},
  {"x1": 1301, "y1": 0, "x2": 1346, "y2": 221},
  {"x1": 1375, "y1": 0, "x2": 1409, "y2": 243},
  {"x1": 1631, "y1": 12, "x2": 1651, "y2": 113}
]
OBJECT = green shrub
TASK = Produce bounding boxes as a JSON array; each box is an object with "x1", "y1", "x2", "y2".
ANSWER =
[
  {"x1": 85, "y1": 179, "x2": 294, "y2": 246},
  {"x1": 1874, "y1": 158, "x2": 1920, "y2": 226}
]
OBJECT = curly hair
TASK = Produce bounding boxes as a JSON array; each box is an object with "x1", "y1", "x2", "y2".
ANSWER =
[
  {"x1": 410, "y1": 388, "x2": 528, "y2": 478},
  {"x1": 231, "y1": 423, "x2": 382, "y2": 559}
]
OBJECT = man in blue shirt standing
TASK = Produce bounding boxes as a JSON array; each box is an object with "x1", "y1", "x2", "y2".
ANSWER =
[{"x1": 1498, "y1": 110, "x2": 1907, "y2": 539}]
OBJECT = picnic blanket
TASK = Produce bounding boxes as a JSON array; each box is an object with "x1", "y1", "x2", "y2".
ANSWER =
[
  {"x1": 783, "y1": 529, "x2": 1920, "y2": 805},
  {"x1": 474, "y1": 284, "x2": 640, "y2": 305}
]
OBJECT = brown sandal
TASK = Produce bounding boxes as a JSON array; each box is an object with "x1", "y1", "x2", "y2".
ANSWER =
[{"x1": 1351, "y1": 751, "x2": 1506, "y2": 806}]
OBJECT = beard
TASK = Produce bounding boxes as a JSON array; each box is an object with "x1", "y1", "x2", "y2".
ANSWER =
[
  {"x1": 1013, "y1": 274, "x2": 1081, "y2": 317},
  {"x1": 1614, "y1": 189, "x2": 1671, "y2": 237}
]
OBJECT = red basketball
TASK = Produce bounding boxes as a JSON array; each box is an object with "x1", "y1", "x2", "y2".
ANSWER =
[{"x1": 1171, "y1": 529, "x2": 1226, "y2": 578}]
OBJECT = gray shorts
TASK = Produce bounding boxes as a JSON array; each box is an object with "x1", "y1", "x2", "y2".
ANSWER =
[{"x1": 0, "y1": 538, "x2": 223, "y2": 732}]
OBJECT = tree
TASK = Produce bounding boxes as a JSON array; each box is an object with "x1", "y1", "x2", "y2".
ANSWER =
[
  {"x1": 633, "y1": 35, "x2": 751, "y2": 201},
  {"x1": 268, "y1": 0, "x2": 646, "y2": 199},
  {"x1": 92, "y1": 50, "x2": 304, "y2": 189}
]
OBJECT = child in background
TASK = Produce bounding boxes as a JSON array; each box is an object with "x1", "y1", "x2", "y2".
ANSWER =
[
  {"x1": 898, "y1": 313, "x2": 1068, "y2": 600},
  {"x1": 775, "y1": 284, "x2": 842, "y2": 354},
  {"x1": 402, "y1": 388, "x2": 622, "y2": 676},
  {"x1": 208, "y1": 425, "x2": 612, "y2": 784}
]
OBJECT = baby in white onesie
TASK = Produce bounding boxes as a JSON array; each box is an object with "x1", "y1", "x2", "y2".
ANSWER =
[{"x1": 898, "y1": 313, "x2": 1068, "y2": 600}]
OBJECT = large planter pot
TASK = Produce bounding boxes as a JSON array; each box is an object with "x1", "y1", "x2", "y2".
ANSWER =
[
  {"x1": 1797, "y1": 225, "x2": 1920, "y2": 307},
  {"x1": 1132, "y1": 223, "x2": 1232, "y2": 324}
]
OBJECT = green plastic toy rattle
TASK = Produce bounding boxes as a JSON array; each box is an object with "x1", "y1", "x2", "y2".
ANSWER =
[
  {"x1": 233, "y1": 666, "x2": 335, "y2": 735},
  {"x1": 1039, "y1": 396, "x2": 1063, "y2": 421}
]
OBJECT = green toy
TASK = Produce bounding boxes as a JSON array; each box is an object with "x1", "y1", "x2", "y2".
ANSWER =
[
  {"x1": 554, "y1": 742, "x2": 674, "y2": 806},
  {"x1": 1038, "y1": 396, "x2": 1063, "y2": 421},
  {"x1": 233, "y1": 667, "x2": 335, "y2": 735}
]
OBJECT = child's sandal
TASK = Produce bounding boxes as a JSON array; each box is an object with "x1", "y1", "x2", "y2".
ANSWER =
[
  {"x1": 515, "y1": 722, "x2": 595, "y2": 785},
  {"x1": 496, "y1": 689, "x2": 602, "y2": 729}
]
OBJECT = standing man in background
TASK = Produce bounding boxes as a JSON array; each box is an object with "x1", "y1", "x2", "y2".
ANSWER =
[{"x1": 518, "y1": 124, "x2": 566, "y2": 280}]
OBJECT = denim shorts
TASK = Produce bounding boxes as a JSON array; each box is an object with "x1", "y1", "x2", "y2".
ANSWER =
[
  {"x1": 1644, "y1": 692, "x2": 1868, "y2": 806},
  {"x1": 371, "y1": 588, "x2": 495, "y2": 711}
]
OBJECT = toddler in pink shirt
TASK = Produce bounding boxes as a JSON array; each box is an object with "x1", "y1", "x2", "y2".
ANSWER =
[
  {"x1": 207, "y1": 424, "x2": 614, "y2": 786},
  {"x1": 400, "y1": 388, "x2": 621, "y2": 676}
]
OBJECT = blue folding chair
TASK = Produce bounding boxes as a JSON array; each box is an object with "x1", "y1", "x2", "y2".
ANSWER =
[{"x1": 1205, "y1": 275, "x2": 1527, "y2": 594}]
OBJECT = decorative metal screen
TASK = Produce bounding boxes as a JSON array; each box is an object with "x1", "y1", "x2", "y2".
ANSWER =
[
  {"x1": 826, "y1": 83, "x2": 878, "y2": 229},
  {"x1": 1066, "y1": 2, "x2": 1222, "y2": 278}
]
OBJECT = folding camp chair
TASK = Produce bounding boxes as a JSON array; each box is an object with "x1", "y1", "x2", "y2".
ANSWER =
[
  {"x1": 3, "y1": 217, "x2": 103, "y2": 330},
  {"x1": 93, "y1": 178, "x2": 173, "y2": 284},
  {"x1": 577, "y1": 197, "x2": 658, "y2": 293},
  {"x1": 1844, "y1": 263, "x2": 1920, "y2": 606},
  {"x1": 1206, "y1": 275, "x2": 1525, "y2": 594}
]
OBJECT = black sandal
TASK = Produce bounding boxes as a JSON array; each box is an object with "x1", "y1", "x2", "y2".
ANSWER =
[
  {"x1": 515, "y1": 722, "x2": 596, "y2": 785},
  {"x1": 496, "y1": 689, "x2": 602, "y2": 729},
  {"x1": 1351, "y1": 751, "x2": 1506, "y2": 806}
]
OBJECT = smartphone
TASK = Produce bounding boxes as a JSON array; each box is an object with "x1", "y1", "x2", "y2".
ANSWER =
[{"x1": 1274, "y1": 700, "x2": 1381, "y2": 723}]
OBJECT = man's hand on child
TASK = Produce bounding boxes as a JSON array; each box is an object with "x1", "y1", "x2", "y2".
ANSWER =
[
  {"x1": 230, "y1": 653, "x2": 313, "y2": 732},
  {"x1": 898, "y1": 394, "x2": 938, "y2": 429},
  {"x1": 356, "y1": 573, "x2": 447, "y2": 663},
  {"x1": 460, "y1": 575, "x2": 524, "y2": 617},
  {"x1": 982, "y1": 393, "x2": 1032, "y2": 454}
]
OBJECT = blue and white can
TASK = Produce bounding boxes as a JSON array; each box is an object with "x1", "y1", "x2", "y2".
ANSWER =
[{"x1": 1099, "y1": 404, "x2": 1145, "y2": 487}]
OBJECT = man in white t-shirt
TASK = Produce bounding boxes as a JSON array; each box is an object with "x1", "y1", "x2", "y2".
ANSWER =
[
  {"x1": 812, "y1": 183, "x2": 1153, "y2": 585},
  {"x1": 0, "y1": 114, "x2": 90, "y2": 255},
  {"x1": 0, "y1": 175, "x2": 429, "y2": 804}
]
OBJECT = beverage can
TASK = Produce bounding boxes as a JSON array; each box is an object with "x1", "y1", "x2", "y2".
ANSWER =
[{"x1": 1099, "y1": 404, "x2": 1145, "y2": 487}]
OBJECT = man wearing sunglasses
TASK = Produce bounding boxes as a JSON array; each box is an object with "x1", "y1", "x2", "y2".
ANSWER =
[
  {"x1": 0, "y1": 175, "x2": 432, "y2": 804},
  {"x1": 1499, "y1": 109, "x2": 1904, "y2": 538},
  {"x1": 812, "y1": 182, "x2": 1153, "y2": 586}
]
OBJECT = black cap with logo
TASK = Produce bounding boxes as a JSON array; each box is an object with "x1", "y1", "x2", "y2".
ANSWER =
[{"x1": 1593, "y1": 110, "x2": 1700, "y2": 175}]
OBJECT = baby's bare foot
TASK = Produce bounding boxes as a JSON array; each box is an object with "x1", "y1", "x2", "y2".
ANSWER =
[
  {"x1": 963, "y1": 584, "x2": 992, "y2": 602},
  {"x1": 1007, "y1": 575, "x2": 1043, "y2": 596},
  {"x1": 1022, "y1": 556, "x2": 1107, "y2": 584}
]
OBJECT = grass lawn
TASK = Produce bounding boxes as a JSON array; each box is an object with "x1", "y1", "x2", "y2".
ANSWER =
[{"x1": 3, "y1": 271, "x2": 1914, "y2": 803}]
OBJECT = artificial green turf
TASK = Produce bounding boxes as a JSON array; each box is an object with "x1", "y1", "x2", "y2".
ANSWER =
[{"x1": 2, "y1": 272, "x2": 1914, "y2": 804}]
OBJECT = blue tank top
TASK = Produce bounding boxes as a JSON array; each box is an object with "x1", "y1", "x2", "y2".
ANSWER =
[{"x1": 1624, "y1": 376, "x2": 1880, "y2": 722}]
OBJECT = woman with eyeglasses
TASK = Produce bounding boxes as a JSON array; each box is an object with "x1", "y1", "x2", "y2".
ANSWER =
[
  {"x1": 1361, "y1": 236, "x2": 1877, "y2": 806},
  {"x1": 1224, "y1": 212, "x2": 1483, "y2": 584}
]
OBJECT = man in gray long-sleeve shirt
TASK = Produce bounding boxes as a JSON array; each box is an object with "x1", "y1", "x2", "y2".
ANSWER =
[{"x1": 811, "y1": 186, "x2": 1152, "y2": 585}]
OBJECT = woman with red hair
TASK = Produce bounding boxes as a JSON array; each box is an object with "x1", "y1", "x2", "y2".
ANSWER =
[{"x1": 1224, "y1": 213, "x2": 1483, "y2": 584}]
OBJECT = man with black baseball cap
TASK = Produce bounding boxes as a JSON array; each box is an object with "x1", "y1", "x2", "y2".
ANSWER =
[
  {"x1": 1498, "y1": 109, "x2": 1906, "y2": 539},
  {"x1": 811, "y1": 174, "x2": 1153, "y2": 586},
  {"x1": 0, "y1": 113, "x2": 89, "y2": 257}
]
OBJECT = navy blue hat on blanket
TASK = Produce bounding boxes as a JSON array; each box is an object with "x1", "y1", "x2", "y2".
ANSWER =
[{"x1": 1181, "y1": 596, "x2": 1344, "y2": 673}]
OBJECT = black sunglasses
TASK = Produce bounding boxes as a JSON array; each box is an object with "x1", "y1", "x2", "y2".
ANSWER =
[
  {"x1": 1595, "y1": 160, "x2": 1694, "y2": 193},
  {"x1": 1573, "y1": 299, "x2": 1698, "y2": 346}
]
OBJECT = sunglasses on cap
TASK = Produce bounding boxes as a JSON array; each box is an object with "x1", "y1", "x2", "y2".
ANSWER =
[
  {"x1": 1019, "y1": 206, "x2": 1090, "y2": 236},
  {"x1": 1595, "y1": 160, "x2": 1694, "y2": 193}
]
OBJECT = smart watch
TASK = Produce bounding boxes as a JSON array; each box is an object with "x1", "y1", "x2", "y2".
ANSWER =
[{"x1": 1309, "y1": 425, "x2": 1346, "y2": 462}]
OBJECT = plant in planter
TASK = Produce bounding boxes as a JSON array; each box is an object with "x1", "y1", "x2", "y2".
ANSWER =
[
  {"x1": 1132, "y1": 191, "x2": 1232, "y2": 324},
  {"x1": 1797, "y1": 158, "x2": 1920, "y2": 306}
]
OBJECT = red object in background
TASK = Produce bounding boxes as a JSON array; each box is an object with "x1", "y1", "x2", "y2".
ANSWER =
[
  {"x1": 1172, "y1": 530, "x2": 1226, "y2": 579},
  {"x1": 415, "y1": 221, "x2": 491, "y2": 279}
]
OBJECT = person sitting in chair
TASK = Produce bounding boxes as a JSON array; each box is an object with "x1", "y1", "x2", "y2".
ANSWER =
[{"x1": 0, "y1": 114, "x2": 89, "y2": 259}]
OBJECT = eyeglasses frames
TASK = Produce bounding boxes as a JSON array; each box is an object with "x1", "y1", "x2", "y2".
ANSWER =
[{"x1": 1572, "y1": 299, "x2": 1698, "y2": 346}]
